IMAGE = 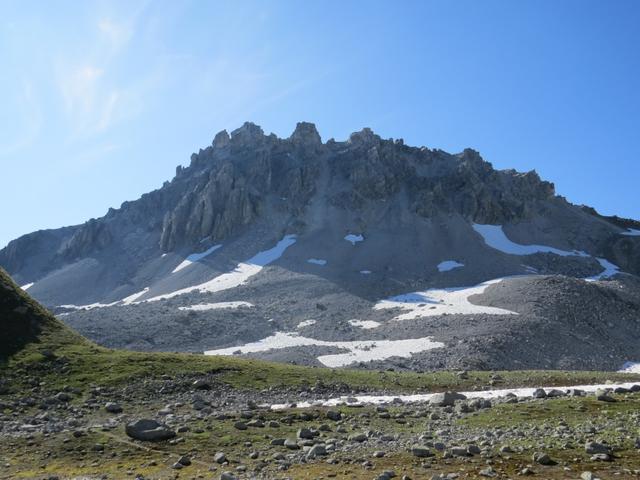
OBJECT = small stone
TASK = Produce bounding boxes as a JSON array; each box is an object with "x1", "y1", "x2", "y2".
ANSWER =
[
  {"x1": 306, "y1": 444, "x2": 327, "y2": 459},
  {"x1": 590, "y1": 453, "x2": 612, "y2": 462},
  {"x1": 326, "y1": 410, "x2": 341, "y2": 421},
  {"x1": 411, "y1": 446, "x2": 433, "y2": 458},
  {"x1": 532, "y1": 452, "x2": 556, "y2": 465},
  {"x1": 214, "y1": 452, "x2": 227, "y2": 464},
  {"x1": 284, "y1": 438, "x2": 299, "y2": 450},
  {"x1": 585, "y1": 441, "x2": 610, "y2": 455},
  {"x1": 532, "y1": 388, "x2": 546, "y2": 399},
  {"x1": 479, "y1": 467, "x2": 496, "y2": 477},
  {"x1": 595, "y1": 389, "x2": 616, "y2": 402},
  {"x1": 104, "y1": 402, "x2": 122, "y2": 413}
]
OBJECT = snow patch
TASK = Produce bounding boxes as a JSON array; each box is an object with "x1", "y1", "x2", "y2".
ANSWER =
[
  {"x1": 270, "y1": 381, "x2": 640, "y2": 410},
  {"x1": 172, "y1": 244, "x2": 222, "y2": 273},
  {"x1": 344, "y1": 234, "x2": 364, "y2": 245},
  {"x1": 178, "y1": 301, "x2": 253, "y2": 311},
  {"x1": 204, "y1": 332, "x2": 444, "y2": 368},
  {"x1": 473, "y1": 224, "x2": 588, "y2": 257},
  {"x1": 348, "y1": 319, "x2": 381, "y2": 329},
  {"x1": 307, "y1": 258, "x2": 327, "y2": 266},
  {"x1": 437, "y1": 260, "x2": 464, "y2": 272},
  {"x1": 360, "y1": 270, "x2": 372, "y2": 275},
  {"x1": 121, "y1": 287, "x2": 150, "y2": 305},
  {"x1": 473, "y1": 223, "x2": 621, "y2": 281},
  {"x1": 585, "y1": 258, "x2": 620, "y2": 281},
  {"x1": 621, "y1": 228, "x2": 640, "y2": 237},
  {"x1": 21, "y1": 283, "x2": 34, "y2": 291},
  {"x1": 59, "y1": 301, "x2": 119, "y2": 311},
  {"x1": 375, "y1": 277, "x2": 518, "y2": 320},
  {"x1": 620, "y1": 362, "x2": 640, "y2": 374},
  {"x1": 296, "y1": 320, "x2": 317, "y2": 329},
  {"x1": 146, "y1": 235, "x2": 297, "y2": 302}
]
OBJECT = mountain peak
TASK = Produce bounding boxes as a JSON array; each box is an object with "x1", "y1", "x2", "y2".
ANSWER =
[
  {"x1": 348, "y1": 127, "x2": 381, "y2": 146},
  {"x1": 289, "y1": 121, "x2": 322, "y2": 146},
  {"x1": 230, "y1": 122, "x2": 265, "y2": 147},
  {"x1": 212, "y1": 129, "x2": 230, "y2": 149}
]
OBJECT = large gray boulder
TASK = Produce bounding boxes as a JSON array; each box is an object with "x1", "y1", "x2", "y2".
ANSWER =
[
  {"x1": 430, "y1": 391, "x2": 466, "y2": 407},
  {"x1": 125, "y1": 419, "x2": 176, "y2": 442}
]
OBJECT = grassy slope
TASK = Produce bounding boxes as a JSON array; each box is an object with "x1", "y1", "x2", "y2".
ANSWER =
[{"x1": 1, "y1": 267, "x2": 639, "y2": 396}]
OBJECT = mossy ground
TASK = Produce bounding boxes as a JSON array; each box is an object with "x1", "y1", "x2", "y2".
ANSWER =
[{"x1": 4, "y1": 397, "x2": 640, "y2": 479}]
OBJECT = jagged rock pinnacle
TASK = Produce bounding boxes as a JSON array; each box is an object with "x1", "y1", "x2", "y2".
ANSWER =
[
  {"x1": 289, "y1": 122, "x2": 322, "y2": 146},
  {"x1": 212, "y1": 130, "x2": 230, "y2": 149}
]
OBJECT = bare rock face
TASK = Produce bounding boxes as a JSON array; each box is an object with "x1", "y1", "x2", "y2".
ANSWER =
[
  {"x1": 61, "y1": 219, "x2": 113, "y2": 259},
  {"x1": 1, "y1": 121, "x2": 635, "y2": 293},
  {"x1": 604, "y1": 236, "x2": 640, "y2": 275}
]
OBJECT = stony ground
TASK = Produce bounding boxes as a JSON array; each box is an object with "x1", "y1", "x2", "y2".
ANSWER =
[
  {"x1": 2, "y1": 372, "x2": 640, "y2": 480},
  {"x1": 3, "y1": 268, "x2": 640, "y2": 479}
]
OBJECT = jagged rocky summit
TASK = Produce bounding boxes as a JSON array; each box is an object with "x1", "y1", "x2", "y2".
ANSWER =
[{"x1": 2, "y1": 122, "x2": 640, "y2": 371}]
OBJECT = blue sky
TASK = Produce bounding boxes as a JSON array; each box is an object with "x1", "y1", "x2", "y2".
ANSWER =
[{"x1": 1, "y1": 0, "x2": 639, "y2": 248}]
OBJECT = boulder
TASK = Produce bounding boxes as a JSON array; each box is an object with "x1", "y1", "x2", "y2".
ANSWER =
[{"x1": 125, "y1": 419, "x2": 176, "y2": 442}]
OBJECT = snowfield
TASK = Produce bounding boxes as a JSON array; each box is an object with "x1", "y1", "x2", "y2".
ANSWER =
[
  {"x1": 344, "y1": 233, "x2": 364, "y2": 245},
  {"x1": 145, "y1": 235, "x2": 297, "y2": 302},
  {"x1": 374, "y1": 277, "x2": 518, "y2": 320},
  {"x1": 172, "y1": 244, "x2": 222, "y2": 273},
  {"x1": 621, "y1": 228, "x2": 640, "y2": 236},
  {"x1": 178, "y1": 301, "x2": 253, "y2": 311},
  {"x1": 437, "y1": 260, "x2": 464, "y2": 272},
  {"x1": 20, "y1": 283, "x2": 34, "y2": 291},
  {"x1": 204, "y1": 331, "x2": 444, "y2": 368}
]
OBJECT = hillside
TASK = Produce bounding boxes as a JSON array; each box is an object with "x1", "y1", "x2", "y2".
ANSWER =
[{"x1": 2, "y1": 269, "x2": 640, "y2": 479}]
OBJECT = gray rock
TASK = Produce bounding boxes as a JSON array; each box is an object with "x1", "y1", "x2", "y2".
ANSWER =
[
  {"x1": 306, "y1": 444, "x2": 327, "y2": 459},
  {"x1": 349, "y1": 433, "x2": 368, "y2": 442},
  {"x1": 585, "y1": 441, "x2": 610, "y2": 455},
  {"x1": 532, "y1": 388, "x2": 546, "y2": 399},
  {"x1": 595, "y1": 389, "x2": 617, "y2": 402},
  {"x1": 284, "y1": 438, "x2": 299, "y2": 450},
  {"x1": 214, "y1": 452, "x2": 227, "y2": 464},
  {"x1": 104, "y1": 402, "x2": 122, "y2": 413},
  {"x1": 430, "y1": 391, "x2": 466, "y2": 407},
  {"x1": 410, "y1": 445, "x2": 433, "y2": 458},
  {"x1": 326, "y1": 410, "x2": 341, "y2": 421},
  {"x1": 125, "y1": 419, "x2": 176, "y2": 442},
  {"x1": 532, "y1": 452, "x2": 555, "y2": 465}
]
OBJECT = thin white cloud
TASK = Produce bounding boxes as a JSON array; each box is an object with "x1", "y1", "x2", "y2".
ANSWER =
[
  {"x1": 54, "y1": 3, "x2": 152, "y2": 139},
  {"x1": 0, "y1": 81, "x2": 43, "y2": 156}
]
